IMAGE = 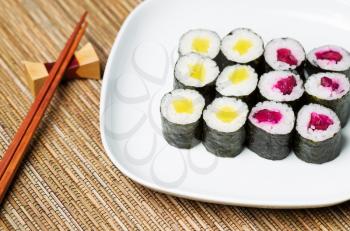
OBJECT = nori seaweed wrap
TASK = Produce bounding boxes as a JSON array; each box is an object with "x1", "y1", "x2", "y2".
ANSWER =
[
  {"x1": 160, "y1": 89, "x2": 205, "y2": 149},
  {"x1": 294, "y1": 104, "x2": 342, "y2": 164},
  {"x1": 178, "y1": 29, "x2": 221, "y2": 60},
  {"x1": 202, "y1": 97, "x2": 248, "y2": 157},
  {"x1": 161, "y1": 117, "x2": 202, "y2": 149},
  {"x1": 258, "y1": 71, "x2": 304, "y2": 112},
  {"x1": 174, "y1": 53, "x2": 219, "y2": 104},
  {"x1": 220, "y1": 28, "x2": 264, "y2": 73},
  {"x1": 215, "y1": 64, "x2": 258, "y2": 108},
  {"x1": 305, "y1": 45, "x2": 350, "y2": 77},
  {"x1": 264, "y1": 37, "x2": 306, "y2": 78},
  {"x1": 174, "y1": 77, "x2": 215, "y2": 105},
  {"x1": 247, "y1": 101, "x2": 295, "y2": 160},
  {"x1": 304, "y1": 72, "x2": 350, "y2": 127}
]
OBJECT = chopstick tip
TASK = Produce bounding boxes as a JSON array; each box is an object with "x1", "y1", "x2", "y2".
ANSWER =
[{"x1": 82, "y1": 11, "x2": 88, "y2": 19}]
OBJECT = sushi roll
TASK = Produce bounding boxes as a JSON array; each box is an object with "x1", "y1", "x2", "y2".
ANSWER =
[
  {"x1": 304, "y1": 72, "x2": 350, "y2": 127},
  {"x1": 295, "y1": 104, "x2": 341, "y2": 164},
  {"x1": 160, "y1": 89, "x2": 205, "y2": 149},
  {"x1": 215, "y1": 64, "x2": 258, "y2": 107},
  {"x1": 247, "y1": 101, "x2": 295, "y2": 160},
  {"x1": 220, "y1": 28, "x2": 264, "y2": 72},
  {"x1": 258, "y1": 71, "x2": 304, "y2": 110},
  {"x1": 305, "y1": 45, "x2": 350, "y2": 77},
  {"x1": 174, "y1": 53, "x2": 220, "y2": 104},
  {"x1": 264, "y1": 38, "x2": 305, "y2": 75},
  {"x1": 178, "y1": 29, "x2": 221, "y2": 60},
  {"x1": 203, "y1": 97, "x2": 248, "y2": 157}
]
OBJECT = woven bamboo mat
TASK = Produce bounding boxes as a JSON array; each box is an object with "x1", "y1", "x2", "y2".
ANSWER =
[{"x1": 1, "y1": 0, "x2": 350, "y2": 230}]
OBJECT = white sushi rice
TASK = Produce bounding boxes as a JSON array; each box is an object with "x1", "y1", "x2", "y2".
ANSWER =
[
  {"x1": 249, "y1": 101, "x2": 295, "y2": 134},
  {"x1": 264, "y1": 38, "x2": 305, "y2": 70},
  {"x1": 203, "y1": 97, "x2": 248, "y2": 133},
  {"x1": 307, "y1": 45, "x2": 350, "y2": 71},
  {"x1": 221, "y1": 28, "x2": 264, "y2": 63},
  {"x1": 296, "y1": 104, "x2": 340, "y2": 142},
  {"x1": 175, "y1": 53, "x2": 219, "y2": 87},
  {"x1": 305, "y1": 72, "x2": 350, "y2": 100},
  {"x1": 179, "y1": 29, "x2": 221, "y2": 59},
  {"x1": 258, "y1": 71, "x2": 304, "y2": 101},
  {"x1": 161, "y1": 89, "x2": 205, "y2": 125},
  {"x1": 216, "y1": 64, "x2": 258, "y2": 97}
]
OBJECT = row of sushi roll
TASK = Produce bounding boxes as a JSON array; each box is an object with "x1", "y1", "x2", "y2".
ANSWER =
[
  {"x1": 178, "y1": 28, "x2": 350, "y2": 76},
  {"x1": 160, "y1": 28, "x2": 350, "y2": 164}
]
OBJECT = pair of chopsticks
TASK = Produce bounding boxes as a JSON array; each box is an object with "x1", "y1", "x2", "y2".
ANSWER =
[{"x1": 0, "y1": 12, "x2": 88, "y2": 203}]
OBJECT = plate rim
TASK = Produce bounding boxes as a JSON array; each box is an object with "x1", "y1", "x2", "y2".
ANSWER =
[{"x1": 99, "y1": 0, "x2": 350, "y2": 208}]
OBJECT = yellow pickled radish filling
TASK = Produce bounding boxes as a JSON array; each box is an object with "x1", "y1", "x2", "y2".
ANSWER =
[
  {"x1": 229, "y1": 67, "x2": 249, "y2": 84},
  {"x1": 216, "y1": 106, "x2": 238, "y2": 123},
  {"x1": 192, "y1": 37, "x2": 210, "y2": 53},
  {"x1": 172, "y1": 98, "x2": 194, "y2": 114},
  {"x1": 188, "y1": 63, "x2": 206, "y2": 82},
  {"x1": 233, "y1": 39, "x2": 253, "y2": 55}
]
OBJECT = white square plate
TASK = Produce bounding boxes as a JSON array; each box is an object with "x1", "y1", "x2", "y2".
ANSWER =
[{"x1": 100, "y1": 0, "x2": 350, "y2": 208}]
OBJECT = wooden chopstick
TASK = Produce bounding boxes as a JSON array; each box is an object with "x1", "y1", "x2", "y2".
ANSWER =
[
  {"x1": 0, "y1": 14, "x2": 87, "y2": 203},
  {"x1": 0, "y1": 12, "x2": 88, "y2": 181},
  {"x1": 0, "y1": 12, "x2": 87, "y2": 180},
  {"x1": 0, "y1": 22, "x2": 88, "y2": 203}
]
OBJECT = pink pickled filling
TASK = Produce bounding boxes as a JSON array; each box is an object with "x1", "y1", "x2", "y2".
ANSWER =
[
  {"x1": 253, "y1": 109, "x2": 282, "y2": 124},
  {"x1": 308, "y1": 112, "x2": 334, "y2": 131},
  {"x1": 315, "y1": 50, "x2": 342, "y2": 62},
  {"x1": 321, "y1": 76, "x2": 339, "y2": 91},
  {"x1": 273, "y1": 75, "x2": 297, "y2": 95},
  {"x1": 277, "y1": 48, "x2": 298, "y2": 66}
]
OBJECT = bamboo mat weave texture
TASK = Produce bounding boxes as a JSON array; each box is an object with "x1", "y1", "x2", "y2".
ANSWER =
[{"x1": 1, "y1": 0, "x2": 350, "y2": 230}]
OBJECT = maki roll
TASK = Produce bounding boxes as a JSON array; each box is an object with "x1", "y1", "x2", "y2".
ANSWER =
[
  {"x1": 174, "y1": 53, "x2": 220, "y2": 104},
  {"x1": 305, "y1": 45, "x2": 350, "y2": 77},
  {"x1": 178, "y1": 29, "x2": 221, "y2": 60},
  {"x1": 258, "y1": 71, "x2": 304, "y2": 110},
  {"x1": 160, "y1": 89, "x2": 205, "y2": 149},
  {"x1": 305, "y1": 73, "x2": 350, "y2": 127},
  {"x1": 264, "y1": 38, "x2": 305, "y2": 75},
  {"x1": 220, "y1": 28, "x2": 264, "y2": 72},
  {"x1": 295, "y1": 104, "x2": 341, "y2": 164},
  {"x1": 203, "y1": 97, "x2": 248, "y2": 157},
  {"x1": 247, "y1": 101, "x2": 295, "y2": 160},
  {"x1": 215, "y1": 64, "x2": 258, "y2": 107}
]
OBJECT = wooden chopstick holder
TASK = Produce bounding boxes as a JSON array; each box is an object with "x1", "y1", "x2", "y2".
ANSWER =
[{"x1": 23, "y1": 43, "x2": 100, "y2": 96}]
